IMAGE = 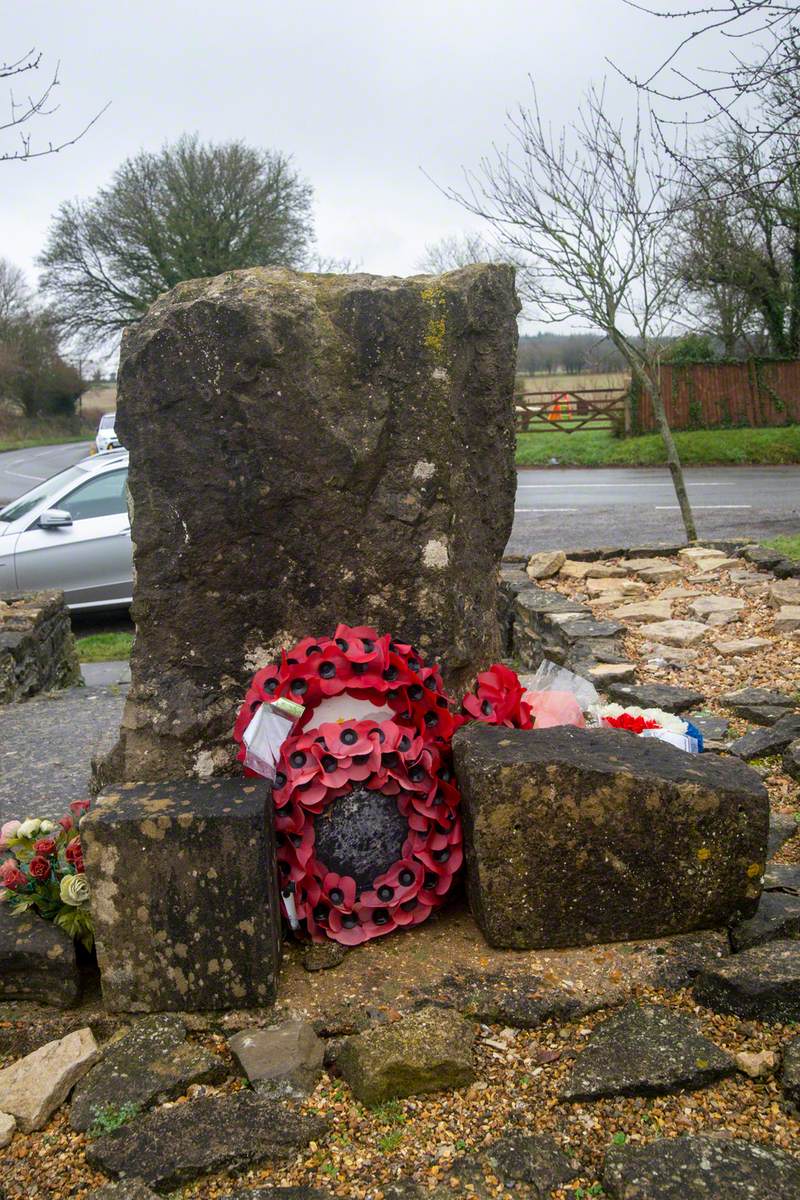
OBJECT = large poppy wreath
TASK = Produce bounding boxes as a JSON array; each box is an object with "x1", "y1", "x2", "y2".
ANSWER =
[{"x1": 234, "y1": 625, "x2": 531, "y2": 945}]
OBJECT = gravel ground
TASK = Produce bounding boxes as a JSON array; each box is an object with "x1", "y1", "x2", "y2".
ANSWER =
[{"x1": 1, "y1": 553, "x2": 799, "y2": 1198}]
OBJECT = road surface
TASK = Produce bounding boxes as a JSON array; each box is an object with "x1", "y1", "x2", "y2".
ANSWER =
[
  {"x1": 0, "y1": 441, "x2": 90, "y2": 505},
  {"x1": 1, "y1": 443, "x2": 798, "y2": 552},
  {"x1": 508, "y1": 465, "x2": 800, "y2": 553}
]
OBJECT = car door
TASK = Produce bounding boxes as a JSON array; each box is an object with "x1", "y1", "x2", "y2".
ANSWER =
[{"x1": 13, "y1": 468, "x2": 132, "y2": 607}]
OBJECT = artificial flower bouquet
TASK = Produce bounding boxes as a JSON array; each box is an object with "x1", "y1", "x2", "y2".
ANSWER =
[
  {"x1": 0, "y1": 800, "x2": 94, "y2": 950},
  {"x1": 596, "y1": 704, "x2": 703, "y2": 753}
]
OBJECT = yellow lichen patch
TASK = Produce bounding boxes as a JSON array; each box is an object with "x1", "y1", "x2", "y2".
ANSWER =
[
  {"x1": 420, "y1": 284, "x2": 449, "y2": 362},
  {"x1": 697, "y1": 847, "x2": 712, "y2": 862},
  {"x1": 746, "y1": 861, "x2": 763, "y2": 877}
]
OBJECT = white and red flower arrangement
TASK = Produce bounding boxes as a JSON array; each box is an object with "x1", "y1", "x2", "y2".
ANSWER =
[
  {"x1": 234, "y1": 627, "x2": 550, "y2": 946},
  {"x1": 0, "y1": 801, "x2": 93, "y2": 949},
  {"x1": 597, "y1": 704, "x2": 703, "y2": 752}
]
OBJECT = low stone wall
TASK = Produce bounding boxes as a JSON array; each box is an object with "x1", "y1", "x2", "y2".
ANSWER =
[{"x1": 0, "y1": 591, "x2": 81, "y2": 704}]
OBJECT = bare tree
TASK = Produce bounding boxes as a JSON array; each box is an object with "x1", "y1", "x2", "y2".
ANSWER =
[
  {"x1": 618, "y1": 2, "x2": 800, "y2": 179},
  {"x1": 0, "y1": 258, "x2": 31, "y2": 329},
  {"x1": 443, "y1": 82, "x2": 698, "y2": 542},
  {"x1": 1, "y1": 48, "x2": 106, "y2": 164},
  {"x1": 417, "y1": 232, "x2": 493, "y2": 273}
]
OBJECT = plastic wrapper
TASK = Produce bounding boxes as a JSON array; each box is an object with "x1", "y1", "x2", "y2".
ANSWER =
[
  {"x1": 242, "y1": 697, "x2": 304, "y2": 780},
  {"x1": 521, "y1": 659, "x2": 599, "y2": 729}
]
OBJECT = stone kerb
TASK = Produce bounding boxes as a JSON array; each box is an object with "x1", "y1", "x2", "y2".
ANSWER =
[
  {"x1": 103, "y1": 264, "x2": 520, "y2": 784},
  {"x1": 453, "y1": 723, "x2": 769, "y2": 950},
  {"x1": 81, "y1": 779, "x2": 282, "y2": 1011},
  {"x1": 0, "y1": 590, "x2": 81, "y2": 704}
]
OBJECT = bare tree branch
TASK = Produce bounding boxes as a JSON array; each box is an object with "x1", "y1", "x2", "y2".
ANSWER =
[{"x1": 0, "y1": 47, "x2": 107, "y2": 164}]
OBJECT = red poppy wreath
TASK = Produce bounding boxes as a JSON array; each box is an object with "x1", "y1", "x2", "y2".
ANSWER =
[{"x1": 234, "y1": 625, "x2": 531, "y2": 945}]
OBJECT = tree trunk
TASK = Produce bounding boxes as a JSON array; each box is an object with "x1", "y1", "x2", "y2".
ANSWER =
[{"x1": 640, "y1": 364, "x2": 698, "y2": 543}]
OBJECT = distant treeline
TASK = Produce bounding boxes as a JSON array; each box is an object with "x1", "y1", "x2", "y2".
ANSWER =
[{"x1": 517, "y1": 333, "x2": 627, "y2": 374}]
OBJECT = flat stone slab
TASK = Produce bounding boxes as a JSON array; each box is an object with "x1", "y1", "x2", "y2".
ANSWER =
[
  {"x1": 769, "y1": 579, "x2": 800, "y2": 607},
  {"x1": 485, "y1": 1132, "x2": 581, "y2": 1193},
  {"x1": 559, "y1": 1002, "x2": 735, "y2": 1100},
  {"x1": 70, "y1": 1014, "x2": 226, "y2": 1131},
  {"x1": 602, "y1": 1135, "x2": 800, "y2": 1199},
  {"x1": 605, "y1": 682, "x2": 705, "y2": 714},
  {"x1": 775, "y1": 606, "x2": 800, "y2": 632},
  {"x1": 742, "y1": 545, "x2": 785, "y2": 569},
  {"x1": 722, "y1": 688, "x2": 797, "y2": 721},
  {"x1": 782, "y1": 1035, "x2": 800, "y2": 1110},
  {"x1": 728, "y1": 715, "x2": 800, "y2": 761},
  {"x1": 769, "y1": 811, "x2": 800, "y2": 857},
  {"x1": 0, "y1": 1111, "x2": 15, "y2": 1148},
  {"x1": 86, "y1": 1182, "x2": 160, "y2": 1200},
  {"x1": 689, "y1": 595, "x2": 746, "y2": 620},
  {"x1": 515, "y1": 588, "x2": 590, "y2": 618},
  {"x1": 634, "y1": 619, "x2": 707, "y2": 647},
  {"x1": 714, "y1": 637, "x2": 773, "y2": 657},
  {"x1": 335, "y1": 1006, "x2": 475, "y2": 1105},
  {"x1": 0, "y1": 904, "x2": 79, "y2": 1008},
  {"x1": 229, "y1": 1020, "x2": 324, "y2": 1098},
  {"x1": 694, "y1": 939, "x2": 800, "y2": 1021},
  {"x1": 219, "y1": 1190, "x2": 333, "y2": 1200},
  {"x1": 611, "y1": 600, "x2": 672, "y2": 624},
  {"x1": 86, "y1": 1091, "x2": 328, "y2": 1191},
  {"x1": 82, "y1": 779, "x2": 281, "y2": 1012},
  {"x1": 526, "y1": 550, "x2": 565, "y2": 579},
  {"x1": 688, "y1": 713, "x2": 729, "y2": 743},
  {"x1": 0, "y1": 1027, "x2": 100, "y2": 1132},
  {"x1": 783, "y1": 739, "x2": 800, "y2": 781},
  {"x1": 729, "y1": 890, "x2": 800, "y2": 951},
  {"x1": 453, "y1": 723, "x2": 768, "y2": 950}
]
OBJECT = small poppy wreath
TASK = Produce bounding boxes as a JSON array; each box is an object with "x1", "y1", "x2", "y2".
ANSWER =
[
  {"x1": 273, "y1": 718, "x2": 462, "y2": 945},
  {"x1": 234, "y1": 624, "x2": 464, "y2": 758}
]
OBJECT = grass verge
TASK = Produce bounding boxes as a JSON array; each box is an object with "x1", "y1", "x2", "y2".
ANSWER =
[
  {"x1": 516, "y1": 425, "x2": 800, "y2": 468},
  {"x1": 0, "y1": 434, "x2": 93, "y2": 453},
  {"x1": 75, "y1": 632, "x2": 134, "y2": 662},
  {"x1": 763, "y1": 533, "x2": 800, "y2": 561}
]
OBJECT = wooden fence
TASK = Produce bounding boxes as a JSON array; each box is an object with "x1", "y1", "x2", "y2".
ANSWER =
[{"x1": 633, "y1": 359, "x2": 800, "y2": 434}]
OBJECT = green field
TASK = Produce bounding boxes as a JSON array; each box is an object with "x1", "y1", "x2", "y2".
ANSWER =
[
  {"x1": 516, "y1": 425, "x2": 800, "y2": 468},
  {"x1": 75, "y1": 632, "x2": 134, "y2": 662}
]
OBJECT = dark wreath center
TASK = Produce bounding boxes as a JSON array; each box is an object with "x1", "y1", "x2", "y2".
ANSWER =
[{"x1": 313, "y1": 786, "x2": 408, "y2": 890}]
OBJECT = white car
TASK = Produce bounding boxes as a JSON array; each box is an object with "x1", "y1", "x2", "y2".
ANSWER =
[
  {"x1": 96, "y1": 412, "x2": 121, "y2": 453},
  {"x1": 0, "y1": 450, "x2": 132, "y2": 609}
]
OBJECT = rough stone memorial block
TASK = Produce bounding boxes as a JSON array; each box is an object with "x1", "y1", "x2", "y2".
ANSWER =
[
  {"x1": 0, "y1": 590, "x2": 80, "y2": 703},
  {"x1": 453, "y1": 724, "x2": 768, "y2": 950},
  {"x1": 82, "y1": 780, "x2": 281, "y2": 1010},
  {"x1": 103, "y1": 265, "x2": 518, "y2": 782}
]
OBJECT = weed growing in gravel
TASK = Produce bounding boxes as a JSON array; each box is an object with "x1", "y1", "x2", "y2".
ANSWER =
[
  {"x1": 378, "y1": 1130, "x2": 405, "y2": 1152},
  {"x1": 87, "y1": 1101, "x2": 141, "y2": 1138},
  {"x1": 371, "y1": 1099, "x2": 407, "y2": 1125}
]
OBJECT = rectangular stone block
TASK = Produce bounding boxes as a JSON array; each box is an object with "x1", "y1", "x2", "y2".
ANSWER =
[
  {"x1": 82, "y1": 780, "x2": 281, "y2": 1011},
  {"x1": 453, "y1": 724, "x2": 769, "y2": 950}
]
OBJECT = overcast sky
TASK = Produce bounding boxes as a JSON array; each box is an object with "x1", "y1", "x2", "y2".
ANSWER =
[{"x1": 2, "y1": 1, "x2": 734, "y2": 333}]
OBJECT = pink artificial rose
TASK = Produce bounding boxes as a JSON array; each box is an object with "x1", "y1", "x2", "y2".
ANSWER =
[
  {"x1": 0, "y1": 820, "x2": 21, "y2": 849},
  {"x1": 69, "y1": 800, "x2": 91, "y2": 818},
  {"x1": 523, "y1": 690, "x2": 586, "y2": 729},
  {"x1": 58, "y1": 814, "x2": 74, "y2": 833}
]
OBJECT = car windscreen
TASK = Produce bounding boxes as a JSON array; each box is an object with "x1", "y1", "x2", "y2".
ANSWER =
[
  {"x1": 0, "y1": 465, "x2": 91, "y2": 524},
  {"x1": 99, "y1": 413, "x2": 116, "y2": 429}
]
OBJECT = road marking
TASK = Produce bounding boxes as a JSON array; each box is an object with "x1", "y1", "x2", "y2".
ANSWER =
[
  {"x1": 517, "y1": 482, "x2": 731, "y2": 489},
  {"x1": 654, "y1": 505, "x2": 752, "y2": 510},
  {"x1": 515, "y1": 507, "x2": 578, "y2": 513},
  {"x1": 5, "y1": 470, "x2": 41, "y2": 481}
]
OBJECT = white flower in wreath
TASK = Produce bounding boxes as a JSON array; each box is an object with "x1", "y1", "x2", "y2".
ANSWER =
[
  {"x1": 60, "y1": 873, "x2": 90, "y2": 907},
  {"x1": 17, "y1": 818, "x2": 42, "y2": 839}
]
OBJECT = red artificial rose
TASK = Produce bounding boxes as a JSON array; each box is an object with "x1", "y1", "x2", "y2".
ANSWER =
[
  {"x1": 34, "y1": 838, "x2": 57, "y2": 857},
  {"x1": 69, "y1": 800, "x2": 91, "y2": 818},
  {"x1": 58, "y1": 814, "x2": 74, "y2": 833},
  {"x1": 65, "y1": 838, "x2": 84, "y2": 872},
  {"x1": 28, "y1": 855, "x2": 51, "y2": 881},
  {"x1": 0, "y1": 863, "x2": 28, "y2": 890}
]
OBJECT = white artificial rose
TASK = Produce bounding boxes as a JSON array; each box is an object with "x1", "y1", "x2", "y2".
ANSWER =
[
  {"x1": 17, "y1": 818, "x2": 42, "y2": 838},
  {"x1": 39, "y1": 819, "x2": 55, "y2": 833},
  {"x1": 60, "y1": 873, "x2": 90, "y2": 907}
]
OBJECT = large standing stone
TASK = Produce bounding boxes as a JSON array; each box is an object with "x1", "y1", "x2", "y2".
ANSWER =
[
  {"x1": 0, "y1": 904, "x2": 79, "y2": 1007},
  {"x1": 103, "y1": 265, "x2": 519, "y2": 781},
  {"x1": 693, "y1": 939, "x2": 800, "y2": 1021},
  {"x1": 452, "y1": 724, "x2": 768, "y2": 950},
  {"x1": 86, "y1": 1091, "x2": 328, "y2": 1191},
  {"x1": 0, "y1": 1027, "x2": 100, "y2": 1132},
  {"x1": 559, "y1": 1003, "x2": 735, "y2": 1100},
  {"x1": 81, "y1": 779, "x2": 281, "y2": 1011},
  {"x1": 70, "y1": 1014, "x2": 226, "y2": 1131},
  {"x1": 602, "y1": 1135, "x2": 800, "y2": 1199},
  {"x1": 335, "y1": 1006, "x2": 476, "y2": 1105}
]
